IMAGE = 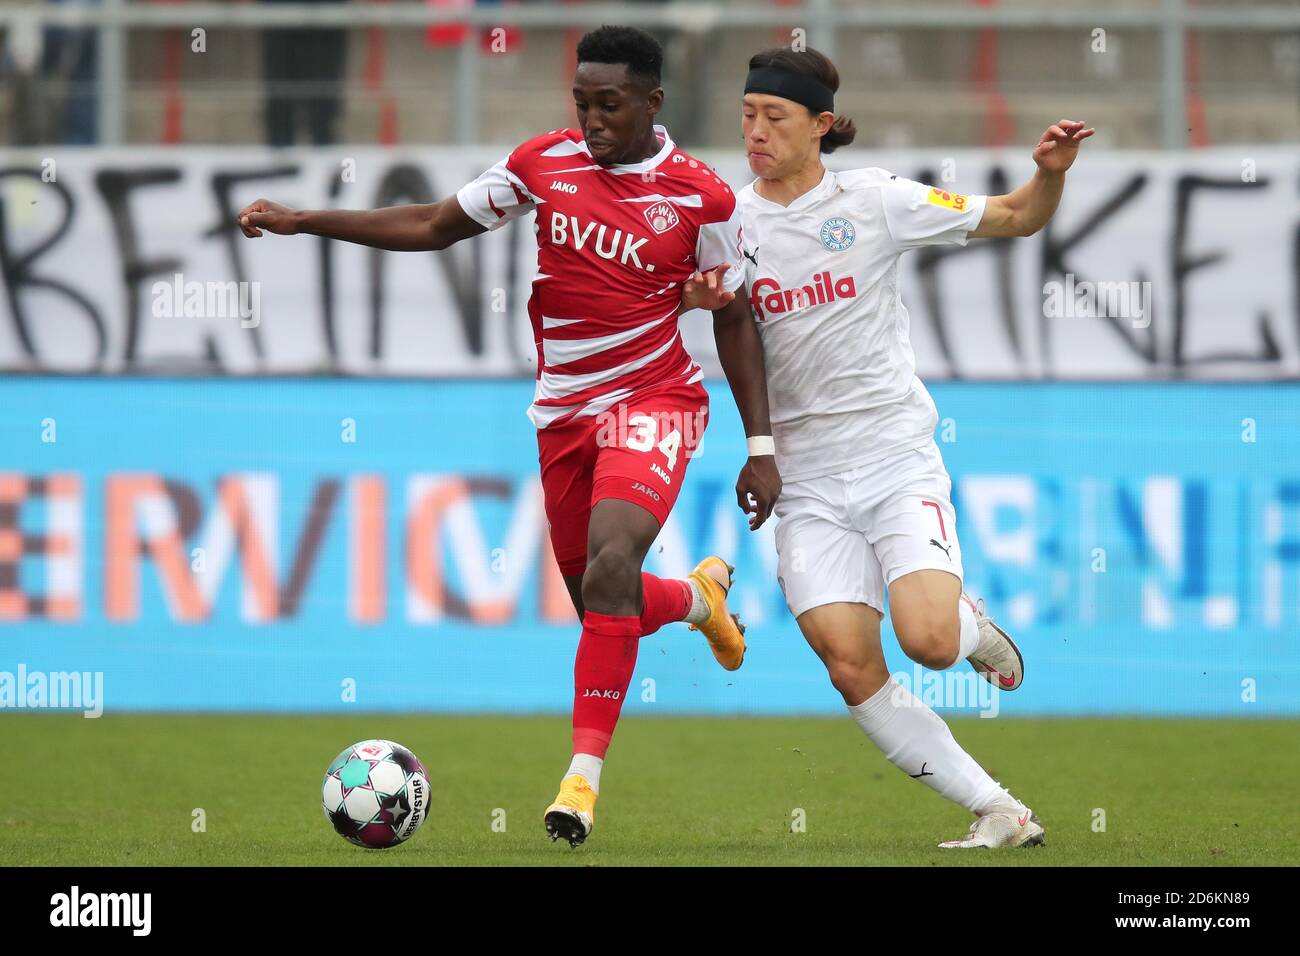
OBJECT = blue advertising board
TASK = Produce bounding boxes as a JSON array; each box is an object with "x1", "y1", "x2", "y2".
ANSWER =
[{"x1": 1, "y1": 378, "x2": 1297, "y2": 716}]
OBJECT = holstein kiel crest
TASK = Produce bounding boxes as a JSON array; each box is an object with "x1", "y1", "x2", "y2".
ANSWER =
[
  {"x1": 820, "y1": 216, "x2": 856, "y2": 251},
  {"x1": 643, "y1": 200, "x2": 680, "y2": 235}
]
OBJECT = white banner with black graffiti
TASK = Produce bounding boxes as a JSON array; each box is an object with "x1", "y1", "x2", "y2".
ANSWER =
[{"x1": 1, "y1": 145, "x2": 1296, "y2": 379}]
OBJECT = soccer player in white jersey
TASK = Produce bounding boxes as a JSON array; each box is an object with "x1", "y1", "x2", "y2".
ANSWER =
[{"x1": 686, "y1": 47, "x2": 1093, "y2": 849}]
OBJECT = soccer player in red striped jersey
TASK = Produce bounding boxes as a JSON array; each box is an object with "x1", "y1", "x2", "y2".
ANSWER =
[{"x1": 237, "y1": 26, "x2": 782, "y2": 848}]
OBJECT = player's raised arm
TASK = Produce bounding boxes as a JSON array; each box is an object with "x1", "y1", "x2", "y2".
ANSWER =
[
  {"x1": 238, "y1": 148, "x2": 539, "y2": 251},
  {"x1": 237, "y1": 196, "x2": 487, "y2": 251},
  {"x1": 970, "y1": 119, "x2": 1094, "y2": 239}
]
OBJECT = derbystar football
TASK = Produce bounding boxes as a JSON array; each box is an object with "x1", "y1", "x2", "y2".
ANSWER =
[{"x1": 321, "y1": 739, "x2": 429, "y2": 848}]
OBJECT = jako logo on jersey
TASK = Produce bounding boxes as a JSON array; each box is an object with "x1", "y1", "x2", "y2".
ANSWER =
[
  {"x1": 582, "y1": 688, "x2": 622, "y2": 699},
  {"x1": 550, "y1": 181, "x2": 578, "y2": 194},
  {"x1": 750, "y1": 273, "x2": 858, "y2": 322},
  {"x1": 549, "y1": 212, "x2": 655, "y2": 272},
  {"x1": 819, "y1": 217, "x2": 856, "y2": 251},
  {"x1": 630, "y1": 481, "x2": 661, "y2": 501},
  {"x1": 643, "y1": 200, "x2": 679, "y2": 235}
]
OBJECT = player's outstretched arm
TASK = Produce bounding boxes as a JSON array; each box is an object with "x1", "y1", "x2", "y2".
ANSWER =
[
  {"x1": 710, "y1": 287, "x2": 783, "y2": 531},
  {"x1": 970, "y1": 119, "x2": 1094, "y2": 239},
  {"x1": 237, "y1": 196, "x2": 487, "y2": 251}
]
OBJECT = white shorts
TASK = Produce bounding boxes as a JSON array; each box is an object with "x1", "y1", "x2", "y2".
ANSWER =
[{"x1": 773, "y1": 441, "x2": 964, "y2": 618}]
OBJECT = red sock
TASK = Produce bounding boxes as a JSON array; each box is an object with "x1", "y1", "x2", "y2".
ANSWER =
[
  {"x1": 638, "y1": 572, "x2": 693, "y2": 637},
  {"x1": 572, "y1": 611, "x2": 641, "y2": 758}
]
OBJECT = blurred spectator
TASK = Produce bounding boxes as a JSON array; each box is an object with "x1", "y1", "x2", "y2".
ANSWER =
[
  {"x1": 1, "y1": 0, "x2": 99, "y2": 145},
  {"x1": 43, "y1": 0, "x2": 100, "y2": 144},
  {"x1": 0, "y1": 7, "x2": 41, "y2": 144},
  {"x1": 261, "y1": 0, "x2": 349, "y2": 146}
]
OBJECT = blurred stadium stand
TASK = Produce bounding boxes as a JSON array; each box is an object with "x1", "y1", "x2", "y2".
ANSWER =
[{"x1": 0, "y1": 0, "x2": 1297, "y2": 149}]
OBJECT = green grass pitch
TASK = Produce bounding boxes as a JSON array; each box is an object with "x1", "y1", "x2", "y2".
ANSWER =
[{"x1": 4, "y1": 714, "x2": 1296, "y2": 866}]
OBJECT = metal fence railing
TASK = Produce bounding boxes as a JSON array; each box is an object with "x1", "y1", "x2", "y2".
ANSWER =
[{"x1": 2, "y1": 1, "x2": 1298, "y2": 148}]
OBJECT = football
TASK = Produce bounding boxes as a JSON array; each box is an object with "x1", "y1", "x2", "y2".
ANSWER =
[{"x1": 321, "y1": 739, "x2": 429, "y2": 849}]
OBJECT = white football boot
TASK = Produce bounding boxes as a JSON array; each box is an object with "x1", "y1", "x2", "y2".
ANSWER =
[
  {"x1": 938, "y1": 806, "x2": 1046, "y2": 849},
  {"x1": 962, "y1": 593, "x2": 1024, "y2": 691}
]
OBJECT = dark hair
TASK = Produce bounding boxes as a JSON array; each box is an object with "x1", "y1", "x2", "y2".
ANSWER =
[
  {"x1": 576, "y1": 25, "x2": 663, "y2": 90},
  {"x1": 747, "y1": 47, "x2": 856, "y2": 153}
]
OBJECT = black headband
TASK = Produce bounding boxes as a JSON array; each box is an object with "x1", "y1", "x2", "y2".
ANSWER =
[{"x1": 744, "y1": 65, "x2": 834, "y2": 114}]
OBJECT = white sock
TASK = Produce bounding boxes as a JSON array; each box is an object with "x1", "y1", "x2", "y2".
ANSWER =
[
  {"x1": 684, "y1": 579, "x2": 710, "y2": 625},
  {"x1": 565, "y1": 753, "x2": 603, "y2": 793},
  {"x1": 847, "y1": 678, "x2": 1014, "y2": 814},
  {"x1": 956, "y1": 597, "x2": 981, "y2": 664}
]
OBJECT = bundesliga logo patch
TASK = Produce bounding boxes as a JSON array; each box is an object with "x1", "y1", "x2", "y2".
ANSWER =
[
  {"x1": 819, "y1": 217, "x2": 855, "y2": 251},
  {"x1": 926, "y1": 187, "x2": 969, "y2": 212},
  {"x1": 643, "y1": 200, "x2": 679, "y2": 235}
]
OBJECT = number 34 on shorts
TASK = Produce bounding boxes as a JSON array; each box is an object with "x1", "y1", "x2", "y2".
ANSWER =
[
  {"x1": 624, "y1": 413, "x2": 682, "y2": 482},
  {"x1": 593, "y1": 390, "x2": 708, "y2": 491}
]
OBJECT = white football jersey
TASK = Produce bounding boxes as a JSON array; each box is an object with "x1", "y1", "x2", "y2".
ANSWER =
[{"x1": 736, "y1": 167, "x2": 986, "y2": 482}]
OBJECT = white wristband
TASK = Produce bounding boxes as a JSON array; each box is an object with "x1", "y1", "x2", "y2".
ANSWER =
[{"x1": 747, "y1": 435, "x2": 776, "y2": 457}]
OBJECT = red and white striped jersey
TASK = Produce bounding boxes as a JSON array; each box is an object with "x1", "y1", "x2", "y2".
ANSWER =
[{"x1": 455, "y1": 125, "x2": 745, "y2": 428}]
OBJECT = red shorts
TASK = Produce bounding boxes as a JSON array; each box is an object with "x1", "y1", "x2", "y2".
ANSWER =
[{"x1": 537, "y1": 380, "x2": 709, "y2": 577}]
